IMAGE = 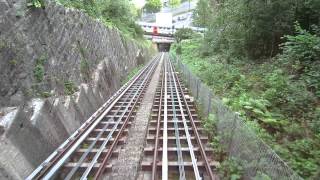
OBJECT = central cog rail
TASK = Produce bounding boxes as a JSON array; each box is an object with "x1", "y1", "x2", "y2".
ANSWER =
[{"x1": 27, "y1": 54, "x2": 161, "y2": 180}]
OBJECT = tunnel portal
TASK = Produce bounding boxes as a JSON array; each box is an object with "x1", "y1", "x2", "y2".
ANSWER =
[{"x1": 157, "y1": 43, "x2": 171, "y2": 52}]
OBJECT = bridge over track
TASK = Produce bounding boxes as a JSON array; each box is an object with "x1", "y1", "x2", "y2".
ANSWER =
[{"x1": 138, "y1": 22, "x2": 206, "y2": 52}]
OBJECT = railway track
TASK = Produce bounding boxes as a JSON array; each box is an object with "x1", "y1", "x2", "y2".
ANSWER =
[
  {"x1": 140, "y1": 54, "x2": 218, "y2": 180},
  {"x1": 26, "y1": 54, "x2": 161, "y2": 180},
  {"x1": 27, "y1": 53, "x2": 217, "y2": 180}
]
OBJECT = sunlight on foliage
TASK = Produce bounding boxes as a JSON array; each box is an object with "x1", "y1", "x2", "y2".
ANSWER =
[{"x1": 57, "y1": 0, "x2": 144, "y2": 40}]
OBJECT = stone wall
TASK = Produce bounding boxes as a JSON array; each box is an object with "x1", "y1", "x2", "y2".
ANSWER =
[
  {"x1": 0, "y1": 0, "x2": 153, "y2": 179},
  {"x1": 0, "y1": 0, "x2": 152, "y2": 106}
]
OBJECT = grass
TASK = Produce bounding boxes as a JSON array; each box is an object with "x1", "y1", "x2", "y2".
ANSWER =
[{"x1": 122, "y1": 65, "x2": 144, "y2": 85}]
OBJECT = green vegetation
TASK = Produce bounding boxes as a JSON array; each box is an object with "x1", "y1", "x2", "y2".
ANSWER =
[
  {"x1": 80, "y1": 59, "x2": 90, "y2": 79},
  {"x1": 0, "y1": 40, "x2": 7, "y2": 49},
  {"x1": 64, "y1": 80, "x2": 78, "y2": 95},
  {"x1": 144, "y1": 0, "x2": 162, "y2": 13},
  {"x1": 33, "y1": 55, "x2": 47, "y2": 82},
  {"x1": 9, "y1": 59, "x2": 18, "y2": 66},
  {"x1": 27, "y1": 0, "x2": 45, "y2": 8},
  {"x1": 201, "y1": 112, "x2": 244, "y2": 179},
  {"x1": 168, "y1": 0, "x2": 181, "y2": 8},
  {"x1": 218, "y1": 157, "x2": 244, "y2": 180},
  {"x1": 40, "y1": 91, "x2": 53, "y2": 98},
  {"x1": 192, "y1": 0, "x2": 212, "y2": 27},
  {"x1": 77, "y1": 42, "x2": 91, "y2": 81},
  {"x1": 174, "y1": 28, "x2": 199, "y2": 42},
  {"x1": 34, "y1": 64, "x2": 44, "y2": 82},
  {"x1": 172, "y1": 0, "x2": 320, "y2": 178},
  {"x1": 199, "y1": 0, "x2": 320, "y2": 59},
  {"x1": 57, "y1": 0, "x2": 143, "y2": 39},
  {"x1": 122, "y1": 65, "x2": 143, "y2": 85}
]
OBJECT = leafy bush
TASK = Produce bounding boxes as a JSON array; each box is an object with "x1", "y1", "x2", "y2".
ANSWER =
[
  {"x1": 200, "y1": 0, "x2": 320, "y2": 59},
  {"x1": 253, "y1": 172, "x2": 272, "y2": 180},
  {"x1": 280, "y1": 24, "x2": 320, "y2": 63},
  {"x1": 174, "y1": 28, "x2": 198, "y2": 42},
  {"x1": 279, "y1": 139, "x2": 320, "y2": 178},
  {"x1": 58, "y1": 0, "x2": 143, "y2": 39},
  {"x1": 218, "y1": 157, "x2": 244, "y2": 180},
  {"x1": 27, "y1": 0, "x2": 45, "y2": 8},
  {"x1": 64, "y1": 81, "x2": 78, "y2": 95},
  {"x1": 144, "y1": 0, "x2": 162, "y2": 13},
  {"x1": 40, "y1": 91, "x2": 53, "y2": 98},
  {"x1": 203, "y1": 114, "x2": 217, "y2": 137},
  {"x1": 173, "y1": 0, "x2": 320, "y2": 178},
  {"x1": 33, "y1": 55, "x2": 46, "y2": 82},
  {"x1": 263, "y1": 69, "x2": 316, "y2": 119},
  {"x1": 171, "y1": 36, "x2": 320, "y2": 178},
  {"x1": 80, "y1": 59, "x2": 90, "y2": 80},
  {"x1": 175, "y1": 44, "x2": 182, "y2": 54},
  {"x1": 122, "y1": 65, "x2": 143, "y2": 84},
  {"x1": 34, "y1": 65, "x2": 44, "y2": 82},
  {"x1": 280, "y1": 24, "x2": 320, "y2": 97},
  {"x1": 9, "y1": 59, "x2": 18, "y2": 66},
  {"x1": 193, "y1": 0, "x2": 213, "y2": 27},
  {"x1": 168, "y1": 0, "x2": 181, "y2": 8}
]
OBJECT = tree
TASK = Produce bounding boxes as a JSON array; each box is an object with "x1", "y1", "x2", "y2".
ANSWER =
[
  {"x1": 202, "y1": 0, "x2": 320, "y2": 59},
  {"x1": 59, "y1": 0, "x2": 143, "y2": 39},
  {"x1": 101, "y1": 0, "x2": 132, "y2": 21},
  {"x1": 144, "y1": 0, "x2": 162, "y2": 13},
  {"x1": 193, "y1": 0, "x2": 213, "y2": 27},
  {"x1": 174, "y1": 28, "x2": 197, "y2": 42},
  {"x1": 169, "y1": 0, "x2": 181, "y2": 8},
  {"x1": 295, "y1": 0, "x2": 320, "y2": 31}
]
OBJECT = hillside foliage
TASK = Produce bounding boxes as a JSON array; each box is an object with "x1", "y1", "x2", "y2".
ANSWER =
[
  {"x1": 173, "y1": 0, "x2": 320, "y2": 179},
  {"x1": 169, "y1": 0, "x2": 181, "y2": 7},
  {"x1": 144, "y1": 0, "x2": 162, "y2": 13},
  {"x1": 57, "y1": 0, "x2": 143, "y2": 39}
]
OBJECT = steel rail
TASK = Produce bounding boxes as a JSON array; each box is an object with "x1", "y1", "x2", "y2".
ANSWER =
[
  {"x1": 26, "y1": 54, "x2": 160, "y2": 180},
  {"x1": 42, "y1": 59, "x2": 159, "y2": 180},
  {"x1": 152, "y1": 55, "x2": 165, "y2": 180},
  {"x1": 75, "y1": 59, "x2": 158, "y2": 179},
  {"x1": 83, "y1": 63, "x2": 154, "y2": 179},
  {"x1": 64, "y1": 118, "x2": 110, "y2": 180},
  {"x1": 167, "y1": 58, "x2": 201, "y2": 180},
  {"x1": 162, "y1": 54, "x2": 168, "y2": 180},
  {"x1": 94, "y1": 54, "x2": 160, "y2": 180},
  {"x1": 168, "y1": 58, "x2": 186, "y2": 180},
  {"x1": 169, "y1": 59, "x2": 215, "y2": 180},
  {"x1": 65, "y1": 83, "x2": 139, "y2": 179},
  {"x1": 65, "y1": 68, "x2": 147, "y2": 179}
]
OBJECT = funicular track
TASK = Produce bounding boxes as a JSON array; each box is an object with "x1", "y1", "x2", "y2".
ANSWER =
[
  {"x1": 26, "y1": 54, "x2": 161, "y2": 180},
  {"x1": 140, "y1": 55, "x2": 218, "y2": 180}
]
